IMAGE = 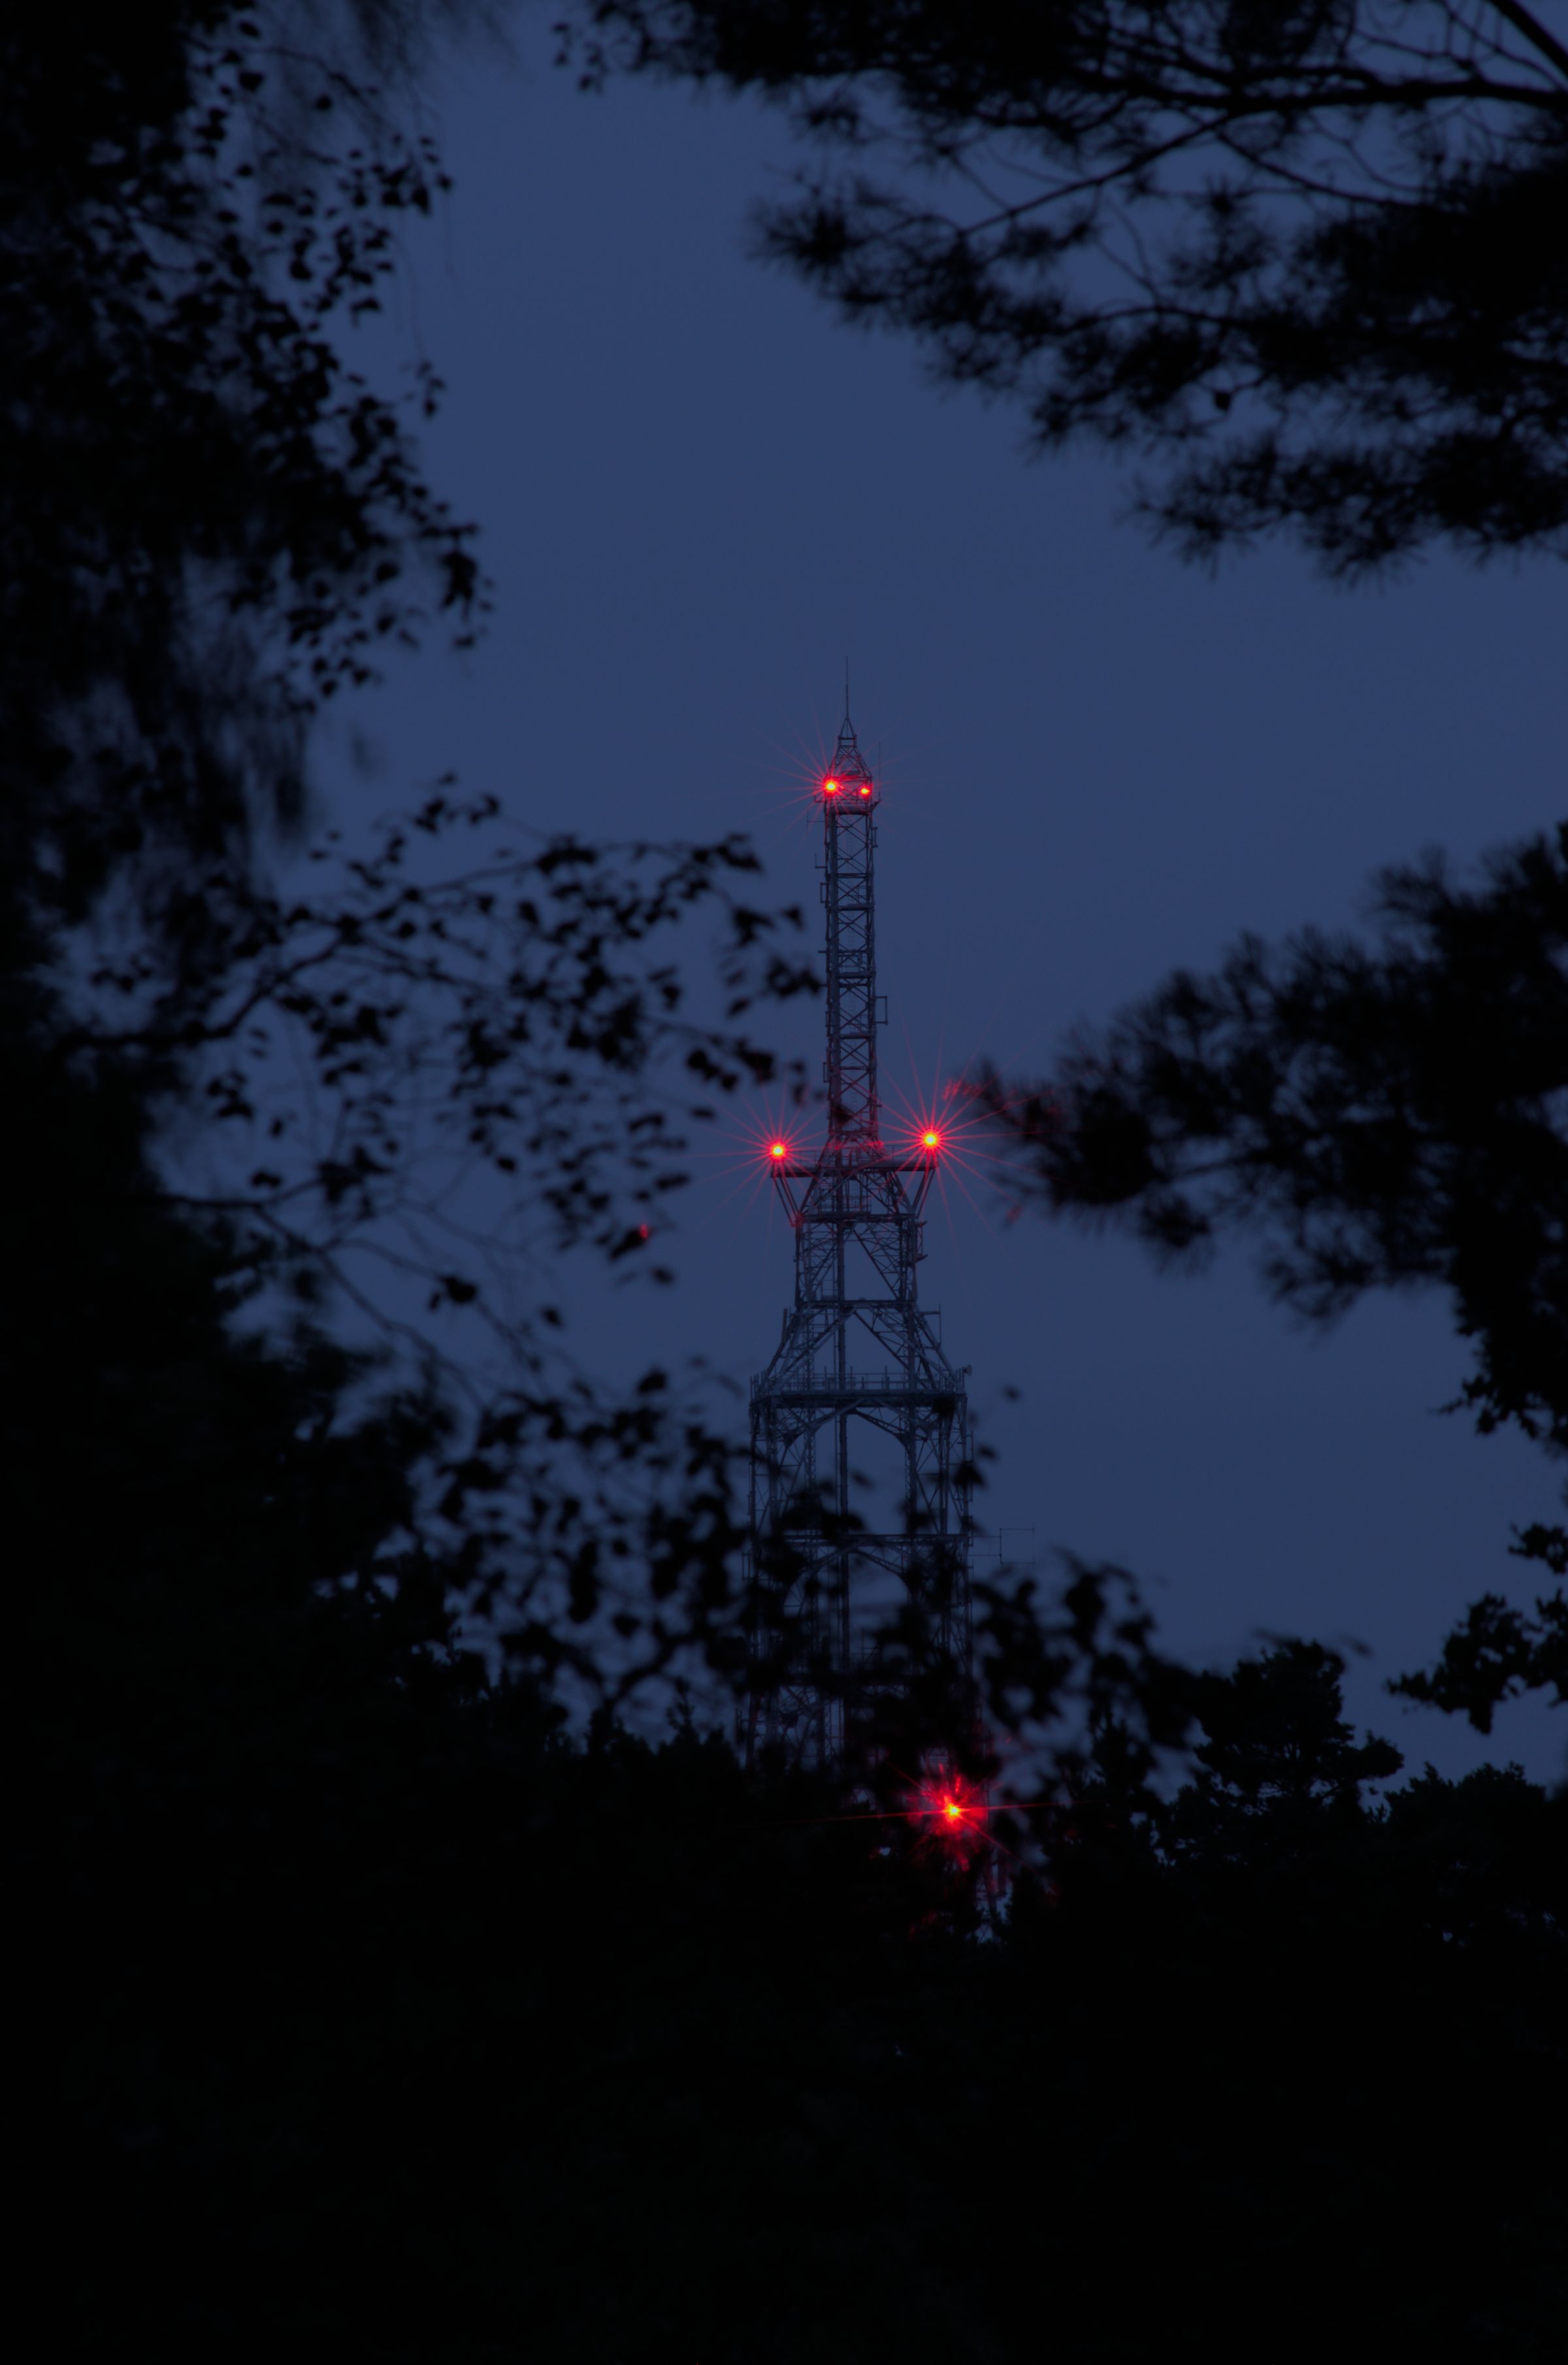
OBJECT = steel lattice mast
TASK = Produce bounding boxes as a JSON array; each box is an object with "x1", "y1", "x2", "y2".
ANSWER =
[{"x1": 744, "y1": 706, "x2": 974, "y2": 1770}]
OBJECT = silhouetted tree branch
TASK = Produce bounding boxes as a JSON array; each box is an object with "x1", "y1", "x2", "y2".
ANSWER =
[
  {"x1": 977, "y1": 823, "x2": 1568, "y2": 1717},
  {"x1": 561, "y1": 0, "x2": 1568, "y2": 572},
  {"x1": 1391, "y1": 1584, "x2": 1567, "y2": 1724},
  {"x1": 6, "y1": 7, "x2": 828, "y2": 1707}
]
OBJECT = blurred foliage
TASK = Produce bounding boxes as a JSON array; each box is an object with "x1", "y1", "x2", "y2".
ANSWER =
[{"x1": 2, "y1": 3, "x2": 485, "y2": 989}]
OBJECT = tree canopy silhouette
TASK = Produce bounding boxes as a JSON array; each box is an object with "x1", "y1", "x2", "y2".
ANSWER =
[
  {"x1": 563, "y1": 0, "x2": 1568, "y2": 572},
  {"x1": 977, "y1": 826, "x2": 1568, "y2": 1724},
  {"x1": 3, "y1": 2, "x2": 817, "y2": 1703}
]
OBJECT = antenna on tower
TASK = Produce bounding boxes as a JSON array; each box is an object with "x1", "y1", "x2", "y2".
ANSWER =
[{"x1": 743, "y1": 704, "x2": 977, "y2": 1773}]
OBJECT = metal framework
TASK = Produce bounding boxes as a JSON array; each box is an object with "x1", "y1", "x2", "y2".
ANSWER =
[{"x1": 743, "y1": 706, "x2": 974, "y2": 1770}]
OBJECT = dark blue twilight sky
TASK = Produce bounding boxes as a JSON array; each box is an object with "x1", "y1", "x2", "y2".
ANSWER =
[{"x1": 314, "y1": 22, "x2": 1566, "y2": 1777}]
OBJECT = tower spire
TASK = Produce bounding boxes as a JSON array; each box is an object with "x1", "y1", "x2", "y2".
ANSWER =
[
  {"x1": 820, "y1": 699, "x2": 877, "y2": 1143},
  {"x1": 743, "y1": 709, "x2": 975, "y2": 1772}
]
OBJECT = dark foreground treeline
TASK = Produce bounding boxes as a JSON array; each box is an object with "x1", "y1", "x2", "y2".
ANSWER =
[
  {"x1": 17, "y1": 1048, "x2": 1565, "y2": 2359},
  {"x1": 33, "y1": 1403, "x2": 1568, "y2": 2361},
  {"x1": 16, "y1": 1023, "x2": 1565, "y2": 2360}
]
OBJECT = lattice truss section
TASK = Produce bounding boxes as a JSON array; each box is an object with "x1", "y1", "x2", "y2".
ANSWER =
[{"x1": 744, "y1": 710, "x2": 974, "y2": 1770}]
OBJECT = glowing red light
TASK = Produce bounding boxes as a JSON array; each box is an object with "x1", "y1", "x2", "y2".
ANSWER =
[
  {"x1": 858, "y1": 784, "x2": 872, "y2": 797},
  {"x1": 768, "y1": 1140, "x2": 788, "y2": 1161},
  {"x1": 909, "y1": 1766, "x2": 987, "y2": 1855},
  {"x1": 921, "y1": 1129, "x2": 941, "y2": 1151},
  {"x1": 822, "y1": 777, "x2": 841, "y2": 795}
]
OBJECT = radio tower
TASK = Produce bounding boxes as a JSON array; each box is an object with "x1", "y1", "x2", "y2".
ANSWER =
[{"x1": 744, "y1": 703, "x2": 975, "y2": 1770}]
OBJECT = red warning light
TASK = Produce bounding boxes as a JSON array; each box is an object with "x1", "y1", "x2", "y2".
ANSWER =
[
  {"x1": 909, "y1": 1768, "x2": 987, "y2": 1857},
  {"x1": 921, "y1": 1128, "x2": 942, "y2": 1152},
  {"x1": 822, "y1": 776, "x2": 842, "y2": 795},
  {"x1": 768, "y1": 1140, "x2": 789, "y2": 1161},
  {"x1": 858, "y1": 784, "x2": 872, "y2": 797}
]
